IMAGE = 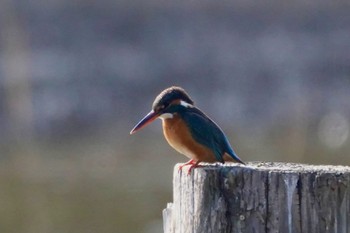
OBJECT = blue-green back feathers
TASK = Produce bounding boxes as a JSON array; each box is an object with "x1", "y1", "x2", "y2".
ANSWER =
[{"x1": 173, "y1": 106, "x2": 244, "y2": 164}]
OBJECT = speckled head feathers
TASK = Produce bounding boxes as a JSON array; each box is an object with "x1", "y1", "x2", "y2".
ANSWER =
[{"x1": 152, "y1": 86, "x2": 194, "y2": 111}]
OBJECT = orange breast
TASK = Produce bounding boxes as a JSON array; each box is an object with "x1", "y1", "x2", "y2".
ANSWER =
[{"x1": 162, "y1": 114, "x2": 217, "y2": 162}]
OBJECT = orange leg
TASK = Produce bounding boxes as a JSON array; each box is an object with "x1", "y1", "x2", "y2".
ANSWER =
[{"x1": 178, "y1": 159, "x2": 202, "y2": 175}]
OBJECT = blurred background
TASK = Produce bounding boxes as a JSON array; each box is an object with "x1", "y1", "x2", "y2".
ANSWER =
[{"x1": 0, "y1": 0, "x2": 350, "y2": 232}]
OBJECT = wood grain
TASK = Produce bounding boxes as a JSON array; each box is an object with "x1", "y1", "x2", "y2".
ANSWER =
[{"x1": 163, "y1": 162, "x2": 350, "y2": 233}]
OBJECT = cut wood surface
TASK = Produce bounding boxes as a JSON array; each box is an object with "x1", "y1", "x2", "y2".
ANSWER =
[{"x1": 163, "y1": 162, "x2": 350, "y2": 233}]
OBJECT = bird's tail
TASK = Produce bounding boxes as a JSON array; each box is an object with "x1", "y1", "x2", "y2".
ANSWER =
[{"x1": 226, "y1": 147, "x2": 245, "y2": 165}]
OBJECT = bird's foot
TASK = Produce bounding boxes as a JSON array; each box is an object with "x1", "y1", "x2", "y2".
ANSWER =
[{"x1": 178, "y1": 160, "x2": 201, "y2": 175}]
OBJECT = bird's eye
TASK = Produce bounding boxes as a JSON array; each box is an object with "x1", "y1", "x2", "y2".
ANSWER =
[
  {"x1": 159, "y1": 104, "x2": 168, "y2": 111},
  {"x1": 158, "y1": 105, "x2": 165, "y2": 111}
]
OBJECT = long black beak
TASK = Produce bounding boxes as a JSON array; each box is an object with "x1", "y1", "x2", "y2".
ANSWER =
[{"x1": 130, "y1": 110, "x2": 159, "y2": 134}]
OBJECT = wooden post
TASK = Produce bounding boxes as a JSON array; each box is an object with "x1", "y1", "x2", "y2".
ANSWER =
[{"x1": 163, "y1": 162, "x2": 350, "y2": 233}]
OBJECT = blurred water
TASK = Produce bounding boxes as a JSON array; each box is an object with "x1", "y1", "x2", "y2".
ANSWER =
[{"x1": 0, "y1": 1, "x2": 350, "y2": 232}]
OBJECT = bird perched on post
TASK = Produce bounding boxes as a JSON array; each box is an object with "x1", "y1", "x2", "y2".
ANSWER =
[{"x1": 130, "y1": 86, "x2": 245, "y2": 174}]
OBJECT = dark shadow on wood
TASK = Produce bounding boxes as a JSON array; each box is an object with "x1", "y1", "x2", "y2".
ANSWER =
[{"x1": 163, "y1": 162, "x2": 350, "y2": 233}]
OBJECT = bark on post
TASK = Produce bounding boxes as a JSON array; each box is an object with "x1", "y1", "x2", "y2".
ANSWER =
[{"x1": 163, "y1": 162, "x2": 350, "y2": 233}]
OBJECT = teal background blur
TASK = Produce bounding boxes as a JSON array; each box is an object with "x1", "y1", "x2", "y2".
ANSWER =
[{"x1": 0, "y1": 0, "x2": 350, "y2": 232}]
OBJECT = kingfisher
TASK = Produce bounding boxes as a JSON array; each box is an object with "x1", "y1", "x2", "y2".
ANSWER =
[{"x1": 130, "y1": 86, "x2": 245, "y2": 174}]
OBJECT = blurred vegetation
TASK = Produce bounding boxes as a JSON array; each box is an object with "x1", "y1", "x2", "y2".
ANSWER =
[{"x1": 0, "y1": 0, "x2": 350, "y2": 233}]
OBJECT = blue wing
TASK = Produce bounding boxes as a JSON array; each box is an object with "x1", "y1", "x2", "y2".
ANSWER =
[{"x1": 180, "y1": 107, "x2": 244, "y2": 164}]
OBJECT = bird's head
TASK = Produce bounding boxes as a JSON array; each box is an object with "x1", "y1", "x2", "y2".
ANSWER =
[{"x1": 130, "y1": 86, "x2": 194, "y2": 134}]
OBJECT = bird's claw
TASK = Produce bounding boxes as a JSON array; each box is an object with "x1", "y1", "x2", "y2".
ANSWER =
[{"x1": 178, "y1": 160, "x2": 201, "y2": 175}]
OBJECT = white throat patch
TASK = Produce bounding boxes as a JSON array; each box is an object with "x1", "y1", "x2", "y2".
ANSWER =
[
  {"x1": 180, "y1": 100, "x2": 193, "y2": 108},
  {"x1": 159, "y1": 113, "x2": 173, "y2": 120}
]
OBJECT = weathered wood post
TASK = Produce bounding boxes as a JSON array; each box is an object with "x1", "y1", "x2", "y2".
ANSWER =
[{"x1": 163, "y1": 162, "x2": 350, "y2": 233}]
